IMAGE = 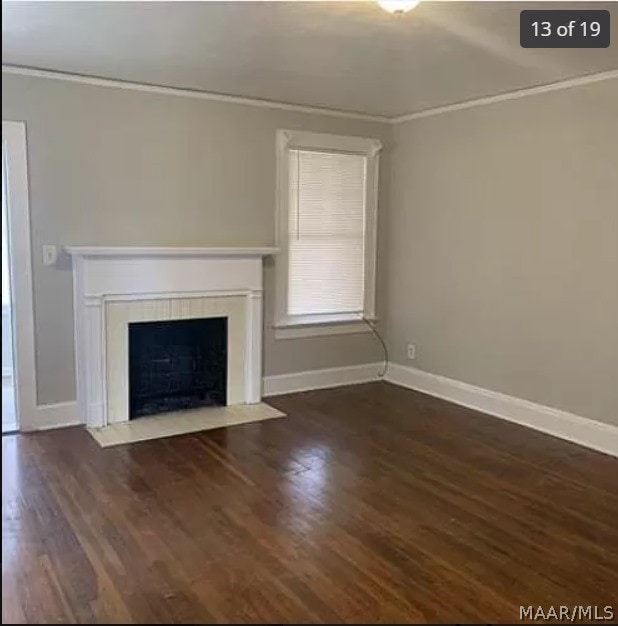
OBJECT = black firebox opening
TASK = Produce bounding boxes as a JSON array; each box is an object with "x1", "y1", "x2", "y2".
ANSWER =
[{"x1": 128, "y1": 317, "x2": 227, "y2": 419}]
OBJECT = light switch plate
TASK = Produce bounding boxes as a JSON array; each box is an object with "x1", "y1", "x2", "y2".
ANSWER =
[{"x1": 42, "y1": 245, "x2": 58, "y2": 266}]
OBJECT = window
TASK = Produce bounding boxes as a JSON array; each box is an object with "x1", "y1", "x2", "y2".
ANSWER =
[{"x1": 275, "y1": 130, "x2": 381, "y2": 338}]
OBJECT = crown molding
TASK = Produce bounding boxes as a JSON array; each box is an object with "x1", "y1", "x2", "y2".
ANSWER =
[
  {"x1": 391, "y1": 69, "x2": 618, "y2": 123},
  {"x1": 1, "y1": 64, "x2": 389, "y2": 123},
  {"x1": 3, "y1": 64, "x2": 617, "y2": 125}
]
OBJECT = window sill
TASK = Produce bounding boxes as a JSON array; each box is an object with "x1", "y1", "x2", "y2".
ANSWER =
[{"x1": 274, "y1": 314, "x2": 377, "y2": 340}]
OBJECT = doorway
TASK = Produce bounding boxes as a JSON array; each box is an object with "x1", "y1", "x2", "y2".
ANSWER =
[
  {"x1": 3, "y1": 121, "x2": 38, "y2": 433},
  {"x1": 2, "y1": 159, "x2": 17, "y2": 432}
]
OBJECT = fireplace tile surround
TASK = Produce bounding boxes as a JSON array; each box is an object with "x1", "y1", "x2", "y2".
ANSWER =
[
  {"x1": 107, "y1": 295, "x2": 244, "y2": 424},
  {"x1": 66, "y1": 247, "x2": 276, "y2": 429}
]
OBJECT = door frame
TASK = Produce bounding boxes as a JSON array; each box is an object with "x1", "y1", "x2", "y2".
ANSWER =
[{"x1": 3, "y1": 120, "x2": 37, "y2": 431}]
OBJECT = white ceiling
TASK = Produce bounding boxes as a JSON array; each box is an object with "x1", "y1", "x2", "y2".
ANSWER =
[{"x1": 2, "y1": 1, "x2": 617, "y2": 118}]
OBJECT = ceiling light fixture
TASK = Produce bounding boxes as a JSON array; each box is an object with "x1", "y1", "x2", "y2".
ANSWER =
[{"x1": 377, "y1": 1, "x2": 420, "y2": 14}]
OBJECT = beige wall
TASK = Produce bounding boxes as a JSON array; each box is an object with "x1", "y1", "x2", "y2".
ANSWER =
[
  {"x1": 4, "y1": 71, "x2": 616, "y2": 426},
  {"x1": 2, "y1": 73, "x2": 390, "y2": 405},
  {"x1": 386, "y1": 78, "x2": 618, "y2": 426}
]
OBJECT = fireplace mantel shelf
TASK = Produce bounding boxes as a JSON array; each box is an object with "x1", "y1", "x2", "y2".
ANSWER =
[{"x1": 65, "y1": 246, "x2": 277, "y2": 258}]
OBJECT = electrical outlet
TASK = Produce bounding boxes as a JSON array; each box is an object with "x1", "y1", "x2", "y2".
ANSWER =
[
  {"x1": 42, "y1": 245, "x2": 58, "y2": 267},
  {"x1": 407, "y1": 344, "x2": 416, "y2": 360}
]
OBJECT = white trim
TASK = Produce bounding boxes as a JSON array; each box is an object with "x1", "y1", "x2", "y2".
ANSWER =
[
  {"x1": 23, "y1": 363, "x2": 618, "y2": 459},
  {"x1": 65, "y1": 246, "x2": 277, "y2": 258},
  {"x1": 279, "y1": 130, "x2": 382, "y2": 155},
  {"x1": 69, "y1": 249, "x2": 267, "y2": 428},
  {"x1": 274, "y1": 320, "x2": 372, "y2": 340},
  {"x1": 2, "y1": 367, "x2": 12, "y2": 379},
  {"x1": 275, "y1": 129, "x2": 381, "y2": 333},
  {"x1": 23, "y1": 364, "x2": 383, "y2": 430},
  {"x1": 2, "y1": 121, "x2": 37, "y2": 432},
  {"x1": 392, "y1": 70, "x2": 618, "y2": 123},
  {"x1": 19, "y1": 401, "x2": 81, "y2": 432},
  {"x1": 3, "y1": 66, "x2": 616, "y2": 125},
  {"x1": 1, "y1": 65, "x2": 388, "y2": 123},
  {"x1": 385, "y1": 363, "x2": 618, "y2": 458},
  {"x1": 263, "y1": 362, "x2": 383, "y2": 397},
  {"x1": 99, "y1": 289, "x2": 260, "y2": 304}
]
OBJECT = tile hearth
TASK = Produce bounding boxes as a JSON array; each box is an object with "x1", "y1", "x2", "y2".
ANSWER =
[{"x1": 88, "y1": 402, "x2": 285, "y2": 447}]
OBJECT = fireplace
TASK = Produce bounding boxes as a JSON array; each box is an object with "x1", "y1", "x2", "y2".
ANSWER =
[
  {"x1": 129, "y1": 317, "x2": 227, "y2": 419},
  {"x1": 66, "y1": 246, "x2": 276, "y2": 428}
]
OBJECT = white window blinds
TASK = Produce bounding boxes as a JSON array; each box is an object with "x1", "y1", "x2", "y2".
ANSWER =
[{"x1": 287, "y1": 149, "x2": 367, "y2": 317}]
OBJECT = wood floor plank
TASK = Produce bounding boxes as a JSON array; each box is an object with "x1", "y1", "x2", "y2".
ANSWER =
[{"x1": 3, "y1": 382, "x2": 617, "y2": 623}]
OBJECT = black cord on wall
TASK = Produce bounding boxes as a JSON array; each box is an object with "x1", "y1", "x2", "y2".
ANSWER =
[{"x1": 359, "y1": 315, "x2": 389, "y2": 378}]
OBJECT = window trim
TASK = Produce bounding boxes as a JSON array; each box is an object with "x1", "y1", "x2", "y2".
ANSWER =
[{"x1": 275, "y1": 130, "x2": 381, "y2": 339}]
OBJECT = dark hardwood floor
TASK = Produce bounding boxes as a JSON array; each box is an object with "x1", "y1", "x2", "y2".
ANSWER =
[{"x1": 2, "y1": 382, "x2": 617, "y2": 623}]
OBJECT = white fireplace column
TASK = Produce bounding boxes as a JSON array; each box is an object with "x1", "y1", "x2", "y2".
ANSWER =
[{"x1": 66, "y1": 247, "x2": 276, "y2": 428}]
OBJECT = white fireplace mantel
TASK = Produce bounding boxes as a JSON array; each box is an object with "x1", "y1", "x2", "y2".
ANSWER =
[
  {"x1": 65, "y1": 246, "x2": 278, "y2": 258},
  {"x1": 66, "y1": 246, "x2": 276, "y2": 428}
]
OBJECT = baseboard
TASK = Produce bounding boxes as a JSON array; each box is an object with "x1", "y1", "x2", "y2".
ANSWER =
[
  {"x1": 20, "y1": 364, "x2": 384, "y2": 430},
  {"x1": 20, "y1": 401, "x2": 81, "y2": 432},
  {"x1": 263, "y1": 362, "x2": 384, "y2": 397},
  {"x1": 18, "y1": 364, "x2": 617, "y2": 459},
  {"x1": 385, "y1": 363, "x2": 618, "y2": 458}
]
